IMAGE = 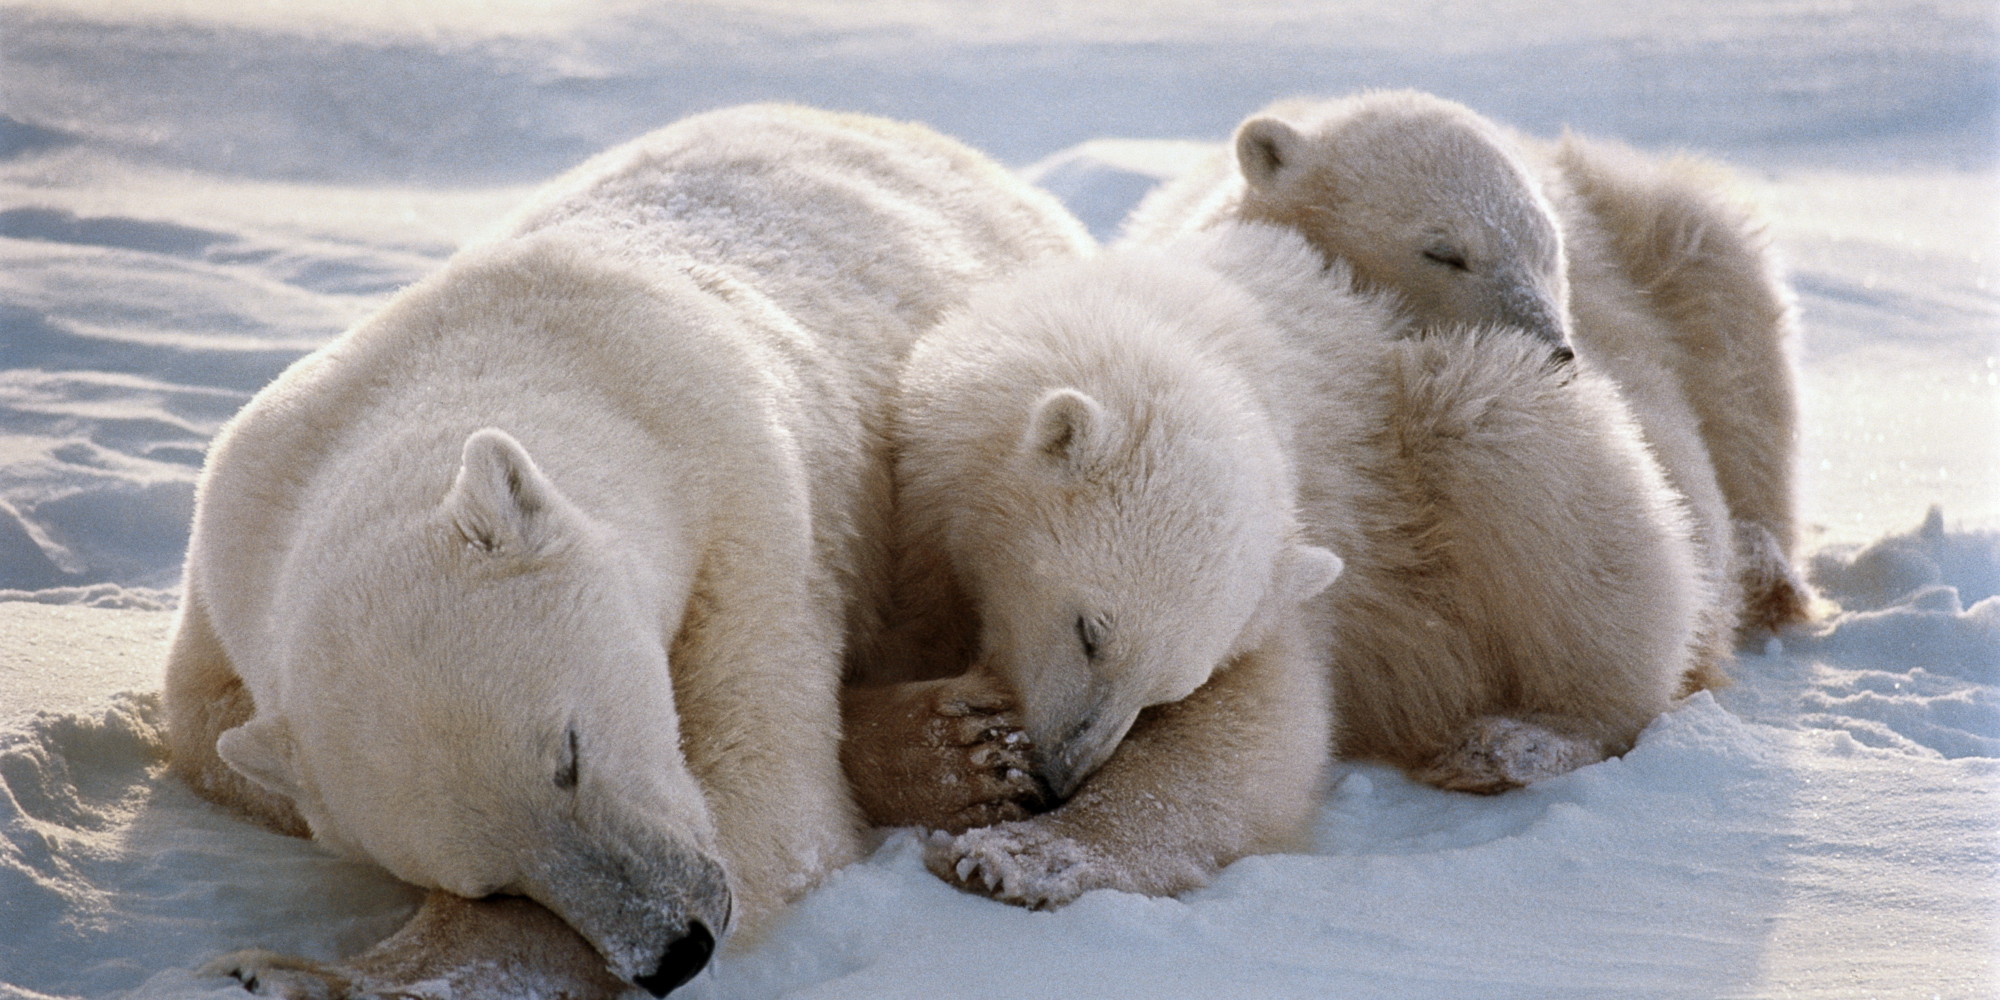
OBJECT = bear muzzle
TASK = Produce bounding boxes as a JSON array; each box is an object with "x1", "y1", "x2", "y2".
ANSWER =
[
  {"x1": 634, "y1": 919, "x2": 716, "y2": 997},
  {"x1": 1034, "y1": 701, "x2": 1144, "y2": 801},
  {"x1": 522, "y1": 836, "x2": 731, "y2": 996},
  {"x1": 1497, "y1": 280, "x2": 1570, "y2": 350}
]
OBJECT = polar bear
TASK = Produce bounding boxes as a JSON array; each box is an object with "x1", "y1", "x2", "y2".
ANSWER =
[
  {"x1": 903, "y1": 221, "x2": 1701, "y2": 909},
  {"x1": 164, "y1": 103, "x2": 1089, "y2": 997},
  {"x1": 1122, "y1": 90, "x2": 1570, "y2": 351},
  {"x1": 1126, "y1": 90, "x2": 1809, "y2": 653}
]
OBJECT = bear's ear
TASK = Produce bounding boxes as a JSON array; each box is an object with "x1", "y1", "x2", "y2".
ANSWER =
[
  {"x1": 216, "y1": 714, "x2": 302, "y2": 801},
  {"x1": 1237, "y1": 117, "x2": 1304, "y2": 191},
  {"x1": 443, "y1": 428, "x2": 571, "y2": 557},
  {"x1": 1277, "y1": 544, "x2": 1344, "y2": 603},
  {"x1": 1023, "y1": 388, "x2": 1117, "y2": 477}
]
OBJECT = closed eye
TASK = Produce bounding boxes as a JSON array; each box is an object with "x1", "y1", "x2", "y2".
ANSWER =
[
  {"x1": 1422, "y1": 246, "x2": 1470, "y2": 271},
  {"x1": 1075, "y1": 614, "x2": 1105, "y2": 662},
  {"x1": 554, "y1": 726, "x2": 580, "y2": 790}
]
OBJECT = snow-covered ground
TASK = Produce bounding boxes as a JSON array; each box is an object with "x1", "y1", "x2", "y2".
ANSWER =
[{"x1": 2, "y1": 1, "x2": 1994, "y2": 997}]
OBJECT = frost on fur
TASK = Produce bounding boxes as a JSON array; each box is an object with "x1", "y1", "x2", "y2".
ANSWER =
[
  {"x1": 1415, "y1": 716, "x2": 1610, "y2": 794},
  {"x1": 923, "y1": 823, "x2": 1112, "y2": 910}
]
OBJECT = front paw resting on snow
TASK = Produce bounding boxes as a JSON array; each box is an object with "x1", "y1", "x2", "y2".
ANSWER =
[
  {"x1": 923, "y1": 820, "x2": 1113, "y2": 910},
  {"x1": 843, "y1": 671, "x2": 1047, "y2": 833},
  {"x1": 201, "y1": 891, "x2": 628, "y2": 1000}
]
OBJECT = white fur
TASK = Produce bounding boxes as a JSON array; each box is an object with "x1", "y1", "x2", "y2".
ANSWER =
[
  {"x1": 1538, "y1": 131, "x2": 1808, "y2": 638},
  {"x1": 910, "y1": 222, "x2": 1702, "y2": 906},
  {"x1": 1130, "y1": 89, "x2": 1807, "y2": 658},
  {"x1": 1124, "y1": 90, "x2": 1571, "y2": 349},
  {"x1": 165, "y1": 103, "x2": 1090, "y2": 989},
  {"x1": 886, "y1": 227, "x2": 1350, "y2": 798}
]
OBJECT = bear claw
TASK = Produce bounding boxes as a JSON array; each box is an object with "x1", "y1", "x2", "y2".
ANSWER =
[
  {"x1": 845, "y1": 672, "x2": 1049, "y2": 831},
  {"x1": 924, "y1": 822, "x2": 1102, "y2": 909}
]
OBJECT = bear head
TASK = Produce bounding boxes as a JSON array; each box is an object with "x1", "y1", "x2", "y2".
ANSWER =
[
  {"x1": 217, "y1": 428, "x2": 725, "y2": 997},
  {"x1": 898, "y1": 255, "x2": 1342, "y2": 799},
  {"x1": 1233, "y1": 90, "x2": 1570, "y2": 351}
]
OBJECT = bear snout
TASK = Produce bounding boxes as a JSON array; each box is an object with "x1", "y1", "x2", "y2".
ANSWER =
[
  {"x1": 521, "y1": 832, "x2": 731, "y2": 992},
  {"x1": 633, "y1": 919, "x2": 715, "y2": 997},
  {"x1": 1498, "y1": 281, "x2": 1569, "y2": 350},
  {"x1": 1033, "y1": 699, "x2": 1144, "y2": 801}
]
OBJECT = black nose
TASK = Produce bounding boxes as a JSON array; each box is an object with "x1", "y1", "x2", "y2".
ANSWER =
[{"x1": 633, "y1": 921, "x2": 714, "y2": 997}]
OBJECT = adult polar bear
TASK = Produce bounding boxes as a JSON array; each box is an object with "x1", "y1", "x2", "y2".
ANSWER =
[
  {"x1": 1127, "y1": 90, "x2": 1810, "y2": 651},
  {"x1": 903, "y1": 222, "x2": 1701, "y2": 908},
  {"x1": 164, "y1": 104, "x2": 1088, "y2": 997}
]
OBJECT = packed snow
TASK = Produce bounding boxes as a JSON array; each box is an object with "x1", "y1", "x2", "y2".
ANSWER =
[{"x1": 1, "y1": 1, "x2": 1994, "y2": 997}]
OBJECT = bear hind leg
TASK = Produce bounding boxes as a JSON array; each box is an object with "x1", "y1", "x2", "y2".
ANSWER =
[
  {"x1": 163, "y1": 591, "x2": 308, "y2": 838},
  {"x1": 1734, "y1": 518, "x2": 1814, "y2": 635},
  {"x1": 1413, "y1": 714, "x2": 1614, "y2": 794}
]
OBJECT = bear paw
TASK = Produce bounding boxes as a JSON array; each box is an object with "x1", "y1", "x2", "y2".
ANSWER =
[
  {"x1": 1735, "y1": 519, "x2": 1814, "y2": 634},
  {"x1": 199, "y1": 951, "x2": 360, "y2": 1000},
  {"x1": 923, "y1": 820, "x2": 1111, "y2": 909},
  {"x1": 924, "y1": 674, "x2": 1048, "y2": 830},
  {"x1": 200, "y1": 892, "x2": 629, "y2": 1000},
  {"x1": 1416, "y1": 716, "x2": 1604, "y2": 794},
  {"x1": 844, "y1": 672, "x2": 1046, "y2": 832}
]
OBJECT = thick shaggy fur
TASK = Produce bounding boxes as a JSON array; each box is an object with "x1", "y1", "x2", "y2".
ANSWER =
[
  {"x1": 907, "y1": 223, "x2": 1700, "y2": 908},
  {"x1": 165, "y1": 104, "x2": 1087, "y2": 997},
  {"x1": 1543, "y1": 133, "x2": 1809, "y2": 635},
  {"x1": 1128, "y1": 90, "x2": 1809, "y2": 665}
]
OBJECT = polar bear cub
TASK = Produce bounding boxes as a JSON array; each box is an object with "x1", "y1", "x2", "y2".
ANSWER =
[
  {"x1": 1128, "y1": 89, "x2": 1809, "y2": 648},
  {"x1": 1123, "y1": 90, "x2": 1571, "y2": 352},
  {"x1": 905, "y1": 221, "x2": 1701, "y2": 909},
  {"x1": 165, "y1": 104, "x2": 1089, "y2": 996}
]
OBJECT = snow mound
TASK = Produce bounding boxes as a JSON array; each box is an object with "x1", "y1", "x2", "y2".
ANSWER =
[
  {"x1": 0, "y1": 178, "x2": 442, "y2": 592},
  {"x1": 0, "y1": 686, "x2": 419, "y2": 1000},
  {"x1": 1752, "y1": 509, "x2": 2000, "y2": 759},
  {"x1": 0, "y1": 583, "x2": 176, "y2": 611},
  {"x1": 1811, "y1": 506, "x2": 2000, "y2": 616}
]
